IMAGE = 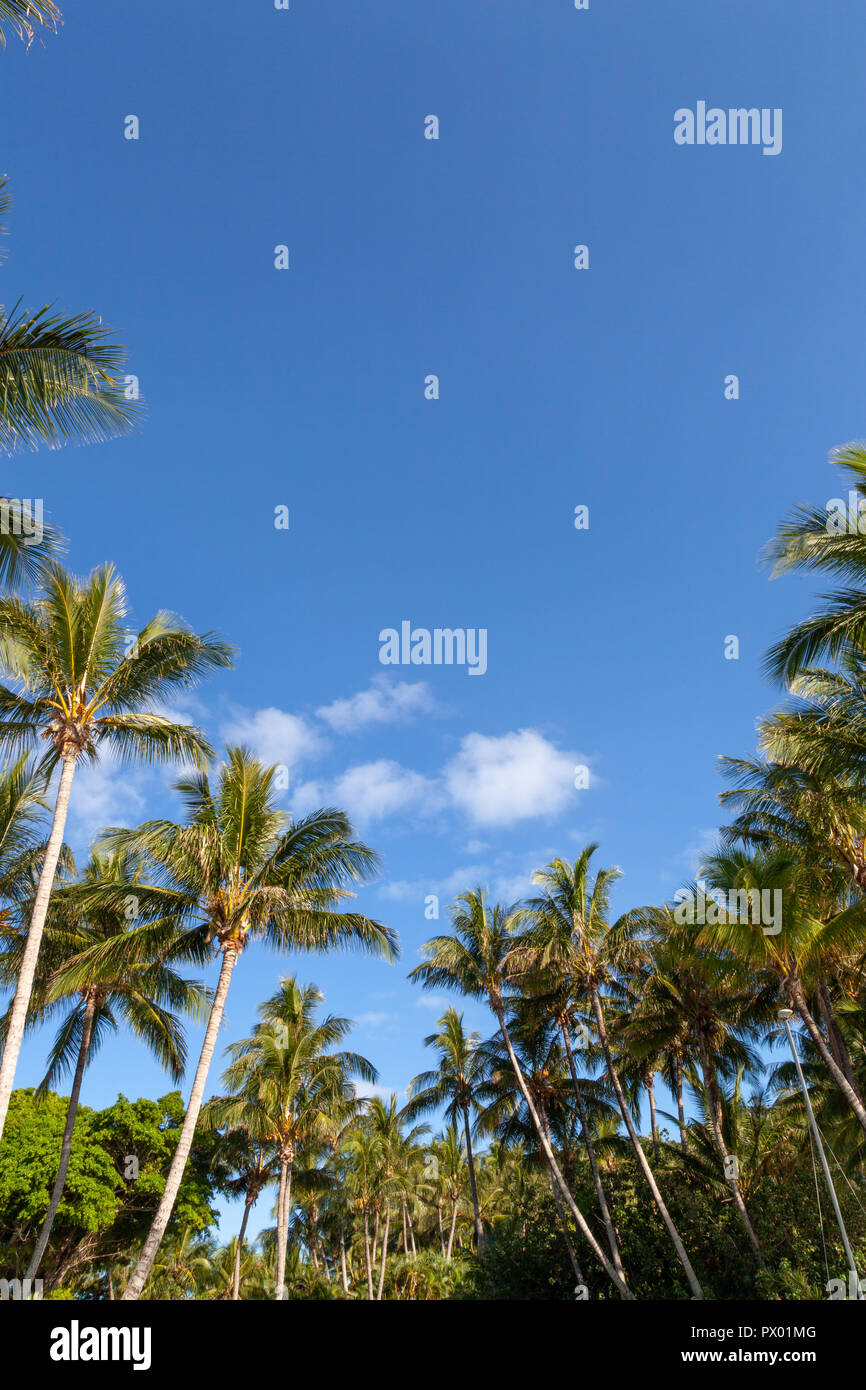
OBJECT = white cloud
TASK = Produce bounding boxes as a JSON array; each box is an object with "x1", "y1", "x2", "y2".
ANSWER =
[
  {"x1": 332, "y1": 760, "x2": 438, "y2": 824},
  {"x1": 316, "y1": 675, "x2": 435, "y2": 734},
  {"x1": 444, "y1": 729, "x2": 583, "y2": 827},
  {"x1": 355, "y1": 1011, "x2": 391, "y2": 1027},
  {"x1": 354, "y1": 1080, "x2": 402, "y2": 1102},
  {"x1": 220, "y1": 707, "x2": 327, "y2": 771}
]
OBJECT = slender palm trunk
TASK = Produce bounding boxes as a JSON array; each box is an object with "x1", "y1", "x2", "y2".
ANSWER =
[
  {"x1": 401, "y1": 1200, "x2": 409, "y2": 1256},
  {"x1": 375, "y1": 1205, "x2": 391, "y2": 1300},
  {"x1": 436, "y1": 1204, "x2": 445, "y2": 1256},
  {"x1": 339, "y1": 1220, "x2": 349, "y2": 1293},
  {"x1": 445, "y1": 1199, "x2": 458, "y2": 1260},
  {"x1": 122, "y1": 945, "x2": 239, "y2": 1300},
  {"x1": 363, "y1": 1210, "x2": 374, "y2": 1299},
  {"x1": 274, "y1": 1156, "x2": 293, "y2": 1300},
  {"x1": 790, "y1": 980, "x2": 866, "y2": 1137},
  {"x1": 408, "y1": 1207, "x2": 416, "y2": 1257},
  {"x1": 676, "y1": 1058, "x2": 688, "y2": 1153},
  {"x1": 561, "y1": 1022, "x2": 625, "y2": 1283},
  {"x1": 589, "y1": 986, "x2": 702, "y2": 1299},
  {"x1": 0, "y1": 752, "x2": 77, "y2": 1144},
  {"x1": 547, "y1": 1162, "x2": 584, "y2": 1285},
  {"x1": 26, "y1": 993, "x2": 96, "y2": 1281},
  {"x1": 492, "y1": 998, "x2": 634, "y2": 1299},
  {"x1": 232, "y1": 1190, "x2": 255, "y2": 1300},
  {"x1": 647, "y1": 1075, "x2": 660, "y2": 1157},
  {"x1": 817, "y1": 979, "x2": 863, "y2": 1101},
  {"x1": 372, "y1": 1209, "x2": 380, "y2": 1269},
  {"x1": 698, "y1": 1043, "x2": 764, "y2": 1265},
  {"x1": 462, "y1": 1103, "x2": 484, "y2": 1249}
]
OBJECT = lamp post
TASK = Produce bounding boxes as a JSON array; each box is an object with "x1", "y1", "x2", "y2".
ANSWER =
[{"x1": 777, "y1": 1008, "x2": 862, "y2": 1298}]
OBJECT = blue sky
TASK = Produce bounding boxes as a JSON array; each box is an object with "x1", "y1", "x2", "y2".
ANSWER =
[{"x1": 3, "y1": 0, "x2": 865, "y2": 1238}]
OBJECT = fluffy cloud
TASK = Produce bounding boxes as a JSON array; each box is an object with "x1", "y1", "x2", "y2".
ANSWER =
[
  {"x1": 443, "y1": 729, "x2": 582, "y2": 827},
  {"x1": 316, "y1": 676, "x2": 435, "y2": 734},
  {"x1": 220, "y1": 707, "x2": 327, "y2": 770}
]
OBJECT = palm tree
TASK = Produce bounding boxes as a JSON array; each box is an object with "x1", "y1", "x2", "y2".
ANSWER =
[
  {"x1": 0, "y1": 2, "x2": 60, "y2": 47},
  {"x1": 206, "y1": 1127, "x2": 276, "y2": 1300},
  {"x1": 0, "y1": 176, "x2": 141, "y2": 454},
  {"x1": 0, "y1": 497, "x2": 63, "y2": 591},
  {"x1": 701, "y1": 846, "x2": 866, "y2": 1140},
  {"x1": 0, "y1": 562, "x2": 231, "y2": 1142},
  {"x1": 764, "y1": 443, "x2": 866, "y2": 682},
  {"x1": 0, "y1": 848, "x2": 211, "y2": 1282},
  {"x1": 624, "y1": 907, "x2": 768, "y2": 1263},
  {"x1": 521, "y1": 850, "x2": 704, "y2": 1299},
  {"x1": 89, "y1": 752, "x2": 397, "y2": 1301},
  {"x1": 405, "y1": 1007, "x2": 493, "y2": 1249},
  {"x1": 364, "y1": 1094, "x2": 427, "y2": 1297},
  {"x1": 205, "y1": 976, "x2": 377, "y2": 1300},
  {"x1": 410, "y1": 886, "x2": 634, "y2": 1299}
]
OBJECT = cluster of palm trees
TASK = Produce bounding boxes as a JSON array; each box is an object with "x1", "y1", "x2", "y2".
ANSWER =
[{"x1": 4, "y1": 446, "x2": 866, "y2": 1298}]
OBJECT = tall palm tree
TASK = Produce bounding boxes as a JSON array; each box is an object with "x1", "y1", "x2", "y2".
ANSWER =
[
  {"x1": 701, "y1": 846, "x2": 866, "y2": 1140},
  {"x1": 0, "y1": 562, "x2": 231, "y2": 1141},
  {"x1": 0, "y1": 176, "x2": 141, "y2": 453},
  {"x1": 0, "y1": 1, "x2": 60, "y2": 47},
  {"x1": 405, "y1": 1007, "x2": 493, "y2": 1249},
  {"x1": 0, "y1": 848, "x2": 211, "y2": 1282},
  {"x1": 364, "y1": 1094, "x2": 427, "y2": 1297},
  {"x1": 206, "y1": 976, "x2": 376, "y2": 1301},
  {"x1": 88, "y1": 749, "x2": 397, "y2": 1300},
  {"x1": 206, "y1": 1128, "x2": 276, "y2": 1300},
  {"x1": 521, "y1": 849, "x2": 704, "y2": 1299},
  {"x1": 409, "y1": 886, "x2": 634, "y2": 1300}
]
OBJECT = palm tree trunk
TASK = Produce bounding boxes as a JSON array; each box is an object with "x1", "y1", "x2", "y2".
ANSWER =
[
  {"x1": 274, "y1": 1156, "x2": 292, "y2": 1300},
  {"x1": 436, "y1": 1204, "x2": 445, "y2": 1256},
  {"x1": 676, "y1": 1058, "x2": 688, "y2": 1153},
  {"x1": 817, "y1": 979, "x2": 863, "y2": 1101},
  {"x1": 232, "y1": 1191, "x2": 255, "y2": 1300},
  {"x1": 698, "y1": 1042, "x2": 764, "y2": 1265},
  {"x1": 0, "y1": 751, "x2": 77, "y2": 1143},
  {"x1": 547, "y1": 1152, "x2": 584, "y2": 1285},
  {"x1": 401, "y1": 1200, "x2": 408, "y2": 1256},
  {"x1": 363, "y1": 1210, "x2": 374, "y2": 1299},
  {"x1": 121, "y1": 944, "x2": 239, "y2": 1300},
  {"x1": 445, "y1": 1198, "x2": 458, "y2": 1261},
  {"x1": 492, "y1": 998, "x2": 634, "y2": 1299},
  {"x1": 339, "y1": 1220, "x2": 349, "y2": 1293},
  {"x1": 561, "y1": 1022, "x2": 625, "y2": 1284},
  {"x1": 375, "y1": 1205, "x2": 391, "y2": 1299},
  {"x1": 589, "y1": 986, "x2": 702, "y2": 1299},
  {"x1": 26, "y1": 992, "x2": 96, "y2": 1281},
  {"x1": 462, "y1": 1103, "x2": 484, "y2": 1249},
  {"x1": 372, "y1": 1209, "x2": 380, "y2": 1269},
  {"x1": 647, "y1": 1075, "x2": 660, "y2": 1157},
  {"x1": 408, "y1": 1207, "x2": 416, "y2": 1257},
  {"x1": 790, "y1": 980, "x2": 866, "y2": 1137}
]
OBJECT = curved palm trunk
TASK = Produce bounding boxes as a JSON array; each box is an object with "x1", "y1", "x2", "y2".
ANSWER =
[
  {"x1": 274, "y1": 1156, "x2": 292, "y2": 1300},
  {"x1": 462, "y1": 1103, "x2": 484, "y2": 1249},
  {"x1": 122, "y1": 945, "x2": 239, "y2": 1301},
  {"x1": 0, "y1": 752, "x2": 77, "y2": 1144},
  {"x1": 232, "y1": 1189, "x2": 256, "y2": 1300},
  {"x1": 375, "y1": 1205, "x2": 391, "y2": 1299},
  {"x1": 25, "y1": 993, "x2": 97, "y2": 1281},
  {"x1": 790, "y1": 980, "x2": 866, "y2": 1137},
  {"x1": 561, "y1": 1022, "x2": 625, "y2": 1284},
  {"x1": 492, "y1": 998, "x2": 634, "y2": 1300},
  {"x1": 541, "y1": 1108, "x2": 584, "y2": 1285},
  {"x1": 698, "y1": 1042, "x2": 764, "y2": 1265},
  {"x1": 436, "y1": 1203, "x2": 446, "y2": 1256},
  {"x1": 589, "y1": 987, "x2": 703, "y2": 1299}
]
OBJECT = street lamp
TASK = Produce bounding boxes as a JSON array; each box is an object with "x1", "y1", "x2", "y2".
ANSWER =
[{"x1": 777, "y1": 1007, "x2": 862, "y2": 1298}]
